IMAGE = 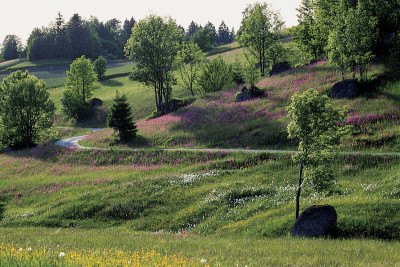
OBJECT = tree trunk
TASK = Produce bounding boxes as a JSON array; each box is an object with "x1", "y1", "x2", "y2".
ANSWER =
[
  {"x1": 296, "y1": 163, "x2": 304, "y2": 219},
  {"x1": 154, "y1": 83, "x2": 159, "y2": 113}
]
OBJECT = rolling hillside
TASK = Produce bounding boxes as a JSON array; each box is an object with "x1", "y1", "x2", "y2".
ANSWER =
[{"x1": 1, "y1": 40, "x2": 400, "y2": 265}]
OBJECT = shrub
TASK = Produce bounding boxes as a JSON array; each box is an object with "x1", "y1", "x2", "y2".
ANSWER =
[{"x1": 197, "y1": 56, "x2": 233, "y2": 93}]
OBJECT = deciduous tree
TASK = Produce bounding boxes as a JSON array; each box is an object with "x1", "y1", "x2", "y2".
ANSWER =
[
  {"x1": 125, "y1": 15, "x2": 183, "y2": 114},
  {"x1": 62, "y1": 55, "x2": 98, "y2": 120},
  {"x1": 290, "y1": 0, "x2": 327, "y2": 61},
  {"x1": 0, "y1": 71, "x2": 55, "y2": 148},
  {"x1": 190, "y1": 27, "x2": 215, "y2": 51},
  {"x1": 237, "y1": 2, "x2": 284, "y2": 76},
  {"x1": 328, "y1": 0, "x2": 377, "y2": 80},
  {"x1": 176, "y1": 42, "x2": 205, "y2": 96},
  {"x1": 93, "y1": 56, "x2": 107, "y2": 80},
  {"x1": 287, "y1": 89, "x2": 347, "y2": 219}
]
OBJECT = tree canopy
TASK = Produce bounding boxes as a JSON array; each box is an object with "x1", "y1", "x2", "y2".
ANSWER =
[
  {"x1": 125, "y1": 15, "x2": 183, "y2": 114},
  {"x1": 176, "y1": 42, "x2": 205, "y2": 96},
  {"x1": 237, "y1": 2, "x2": 284, "y2": 76},
  {"x1": 93, "y1": 56, "x2": 108, "y2": 80},
  {"x1": 287, "y1": 89, "x2": 347, "y2": 219},
  {"x1": 1, "y1": 35, "x2": 23, "y2": 61},
  {"x1": 62, "y1": 56, "x2": 98, "y2": 121},
  {"x1": 26, "y1": 13, "x2": 136, "y2": 61},
  {"x1": 0, "y1": 71, "x2": 55, "y2": 148}
]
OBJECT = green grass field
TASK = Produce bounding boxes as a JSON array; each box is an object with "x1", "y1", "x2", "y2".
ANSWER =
[
  {"x1": 2, "y1": 40, "x2": 400, "y2": 266},
  {"x1": 0, "y1": 59, "x2": 135, "y2": 89},
  {"x1": 1, "y1": 142, "x2": 400, "y2": 265}
]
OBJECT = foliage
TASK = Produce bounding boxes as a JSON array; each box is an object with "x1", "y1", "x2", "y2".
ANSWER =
[
  {"x1": 185, "y1": 21, "x2": 202, "y2": 40},
  {"x1": 287, "y1": 89, "x2": 347, "y2": 218},
  {"x1": 26, "y1": 13, "x2": 134, "y2": 61},
  {"x1": 289, "y1": 0, "x2": 327, "y2": 61},
  {"x1": 107, "y1": 91, "x2": 137, "y2": 142},
  {"x1": 1, "y1": 35, "x2": 23, "y2": 61},
  {"x1": 197, "y1": 56, "x2": 233, "y2": 94},
  {"x1": 0, "y1": 71, "x2": 55, "y2": 148},
  {"x1": 61, "y1": 55, "x2": 98, "y2": 121},
  {"x1": 125, "y1": 15, "x2": 183, "y2": 114},
  {"x1": 267, "y1": 41, "x2": 289, "y2": 69},
  {"x1": 231, "y1": 56, "x2": 245, "y2": 84},
  {"x1": 328, "y1": 0, "x2": 378, "y2": 81},
  {"x1": 93, "y1": 56, "x2": 107, "y2": 80},
  {"x1": 190, "y1": 27, "x2": 215, "y2": 51},
  {"x1": 237, "y1": 2, "x2": 284, "y2": 76},
  {"x1": 176, "y1": 42, "x2": 205, "y2": 96},
  {"x1": 216, "y1": 21, "x2": 235, "y2": 45},
  {"x1": 243, "y1": 52, "x2": 260, "y2": 88},
  {"x1": 343, "y1": 1, "x2": 378, "y2": 80},
  {"x1": 390, "y1": 34, "x2": 400, "y2": 76}
]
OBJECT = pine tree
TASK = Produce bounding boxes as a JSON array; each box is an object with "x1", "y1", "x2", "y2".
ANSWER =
[{"x1": 107, "y1": 91, "x2": 137, "y2": 142}]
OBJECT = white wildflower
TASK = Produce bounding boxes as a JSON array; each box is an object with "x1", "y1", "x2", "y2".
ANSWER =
[{"x1": 59, "y1": 252, "x2": 65, "y2": 257}]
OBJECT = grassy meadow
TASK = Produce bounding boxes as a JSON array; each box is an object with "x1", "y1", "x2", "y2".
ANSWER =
[
  {"x1": 1, "y1": 140, "x2": 400, "y2": 265},
  {"x1": 81, "y1": 58, "x2": 400, "y2": 152},
  {"x1": 2, "y1": 39, "x2": 400, "y2": 265}
]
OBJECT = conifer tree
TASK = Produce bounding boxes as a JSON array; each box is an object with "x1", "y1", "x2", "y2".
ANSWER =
[{"x1": 107, "y1": 91, "x2": 137, "y2": 142}]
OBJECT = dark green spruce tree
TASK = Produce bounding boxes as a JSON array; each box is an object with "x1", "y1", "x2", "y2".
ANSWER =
[{"x1": 107, "y1": 91, "x2": 137, "y2": 143}]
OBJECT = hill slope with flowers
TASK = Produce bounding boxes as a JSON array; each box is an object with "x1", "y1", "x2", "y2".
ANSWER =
[{"x1": 82, "y1": 57, "x2": 400, "y2": 153}]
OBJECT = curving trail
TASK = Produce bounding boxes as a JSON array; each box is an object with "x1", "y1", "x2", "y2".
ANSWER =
[
  {"x1": 55, "y1": 128, "x2": 104, "y2": 150},
  {"x1": 53, "y1": 128, "x2": 400, "y2": 156}
]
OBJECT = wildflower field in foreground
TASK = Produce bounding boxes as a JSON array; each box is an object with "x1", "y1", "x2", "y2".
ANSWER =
[
  {"x1": 1, "y1": 143, "x2": 400, "y2": 239},
  {"x1": 0, "y1": 243, "x2": 209, "y2": 266},
  {"x1": 81, "y1": 59, "x2": 400, "y2": 152}
]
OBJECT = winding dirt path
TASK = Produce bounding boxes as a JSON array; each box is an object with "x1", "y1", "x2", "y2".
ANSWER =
[{"x1": 54, "y1": 128, "x2": 400, "y2": 156}]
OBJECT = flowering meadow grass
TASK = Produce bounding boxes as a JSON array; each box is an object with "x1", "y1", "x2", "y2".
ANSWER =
[
  {"x1": 1, "y1": 227, "x2": 400, "y2": 266},
  {"x1": 0, "y1": 243, "x2": 209, "y2": 266},
  {"x1": 81, "y1": 59, "x2": 400, "y2": 152},
  {"x1": 1, "y1": 143, "x2": 400, "y2": 238},
  {"x1": 2, "y1": 136, "x2": 400, "y2": 264}
]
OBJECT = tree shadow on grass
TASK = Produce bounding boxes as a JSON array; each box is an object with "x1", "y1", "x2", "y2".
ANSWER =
[
  {"x1": 116, "y1": 135, "x2": 150, "y2": 148},
  {"x1": 100, "y1": 79, "x2": 123, "y2": 87},
  {"x1": 0, "y1": 202, "x2": 4, "y2": 220},
  {"x1": 167, "y1": 103, "x2": 293, "y2": 149}
]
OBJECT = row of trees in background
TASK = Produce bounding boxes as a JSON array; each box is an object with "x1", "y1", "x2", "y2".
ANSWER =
[
  {"x1": 290, "y1": 0, "x2": 400, "y2": 80},
  {"x1": 1, "y1": 14, "x2": 237, "y2": 62},
  {"x1": 185, "y1": 21, "x2": 235, "y2": 50},
  {"x1": 26, "y1": 13, "x2": 136, "y2": 61}
]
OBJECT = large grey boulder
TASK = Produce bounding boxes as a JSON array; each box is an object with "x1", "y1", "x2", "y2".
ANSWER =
[
  {"x1": 290, "y1": 205, "x2": 338, "y2": 238},
  {"x1": 330, "y1": 79, "x2": 360, "y2": 99}
]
